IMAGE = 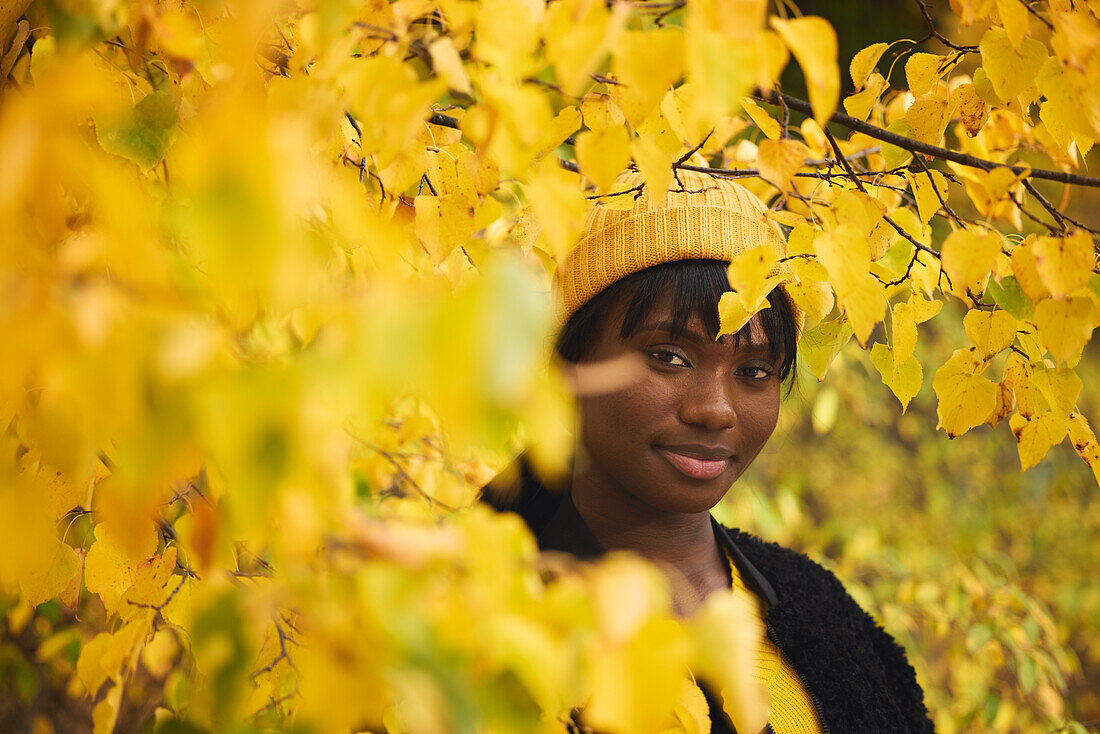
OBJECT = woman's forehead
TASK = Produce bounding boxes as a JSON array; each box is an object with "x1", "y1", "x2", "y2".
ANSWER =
[{"x1": 628, "y1": 296, "x2": 772, "y2": 347}]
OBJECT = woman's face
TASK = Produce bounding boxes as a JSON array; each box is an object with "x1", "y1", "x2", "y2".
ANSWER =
[{"x1": 573, "y1": 293, "x2": 783, "y2": 518}]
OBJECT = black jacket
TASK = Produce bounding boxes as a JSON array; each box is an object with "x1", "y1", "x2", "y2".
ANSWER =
[{"x1": 483, "y1": 459, "x2": 935, "y2": 734}]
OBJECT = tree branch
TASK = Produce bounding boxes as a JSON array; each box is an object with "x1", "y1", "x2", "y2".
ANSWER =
[
  {"x1": 1021, "y1": 179, "x2": 1100, "y2": 237},
  {"x1": 753, "y1": 88, "x2": 1100, "y2": 188},
  {"x1": 822, "y1": 127, "x2": 940, "y2": 262}
]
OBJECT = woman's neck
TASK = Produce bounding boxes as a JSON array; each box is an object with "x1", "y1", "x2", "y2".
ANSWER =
[{"x1": 570, "y1": 475, "x2": 730, "y2": 615}]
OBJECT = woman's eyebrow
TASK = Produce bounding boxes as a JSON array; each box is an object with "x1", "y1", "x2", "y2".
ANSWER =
[
  {"x1": 634, "y1": 321, "x2": 703, "y2": 341},
  {"x1": 635, "y1": 321, "x2": 776, "y2": 352}
]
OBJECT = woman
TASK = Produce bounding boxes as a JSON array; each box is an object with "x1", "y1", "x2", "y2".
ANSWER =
[{"x1": 485, "y1": 170, "x2": 934, "y2": 733}]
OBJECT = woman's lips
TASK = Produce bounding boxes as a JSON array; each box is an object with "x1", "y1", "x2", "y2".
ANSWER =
[{"x1": 656, "y1": 447, "x2": 732, "y2": 480}]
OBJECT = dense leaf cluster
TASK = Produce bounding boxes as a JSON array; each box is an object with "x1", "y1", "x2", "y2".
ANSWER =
[{"x1": 1, "y1": 0, "x2": 1097, "y2": 732}]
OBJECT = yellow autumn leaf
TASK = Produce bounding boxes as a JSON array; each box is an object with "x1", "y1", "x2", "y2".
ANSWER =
[
  {"x1": 850, "y1": 42, "x2": 889, "y2": 90},
  {"x1": 1002, "y1": 352, "x2": 1037, "y2": 418},
  {"x1": 93, "y1": 681, "x2": 123, "y2": 734},
  {"x1": 786, "y1": 280, "x2": 834, "y2": 324},
  {"x1": 688, "y1": 591, "x2": 769, "y2": 734},
  {"x1": 475, "y1": 0, "x2": 543, "y2": 79},
  {"x1": 1034, "y1": 296, "x2": 1094, "y2": 364},
  {"x1": 124, "y1": 546, "x2": 178, "y2": 609},
  {"x1": 905, "y1": 92, "x2": 953, "y2": 146},
  {"x1": 766, "y1": 209, "x2": 806, "y2": 228},
  {"x1": 575, "y1": 125, "x2": 632, "y2": 193},
  {"x1": 843, "y1": 72, "x2": 888, "y2": 122},
  {"x1": 749, "y1": 28, "x2": 787, "y2": 93},
  {"x1": 933, "y1": 349, "x2": 998, "y2": 437},
  {"x1": 586, "y1": 618, "x2": 692, "y2": 734},
  {"x1": 540, "y1": 105, "x2": 583, "y2": 156},
  {"x1": 1010, "y1": 237, "x2": 1053, "y2": 303},
  {"x1": 987, "y1": 375, "x2": 1016, "y2": 429},
  {"x1": 907, "y1": 168, "x2": 949, "y2": 224},
  {"x1": 19, "y1": 540, "x2": 81, "y2": 608},
  {"x1": 771, "y1": 16, "x2": 839, "y2": 124},
  {"x1": 891, "y1": 293, "x2": 940, "y2": 365},
  {"x1": 428, "y1": 37, "x2": 472, "y2": 95},
  {"x1": 726, "y1": 245, "x2": 783, "y2": 309},
  {"x1": 951, "y1": 82, "x2": 990, "y2": 137},
  {"x1": 1036, "y1": 58, "x2": 1091, "y2": 160},
  {"x1": 799, "y1": 317, "x2": 854, "y2": 380},
  {"x1": 683, "y1": 33, "x2": 757, "y2": 139},
  {"x1": 1033, "y1": 231, "x2": 1096, "y2": 298},
  {"x1": 84, "y1": 519, "x2": 158, "y2": 615},
  {"x1": 842, "y1": 279, "x2": 888, "y2": 348},
  {"x1": 669, "y1": 675, "x2": 712, "y2": 734},
  {"x1": 581, "y1": 92, "x2": 625, "y2": 132},
  {"x1": 952, "y1": 0, "x2": 995, "y2": 25},
  {"x1": 742, "y1": 97, "x2": 781, "y2": 140},
  {"x1": 414, "y1": 194, "x2": 477, "y2": 263},
  {"x1": 612, "y1": 28, "x2": 685, "y2": 127},
  {"x1": 1031, "y1": 366, "x2": 1082, "y2": 421},
  {"x1": 524, "y1": 160, "x2": 587, "y2": 260},
  {"x1": 1068, "y1": 412, "x2": 1100, "y2": 486},
  {"x1": 941, "y1": 228, "x2": 1000, "y2": 295},
  {"x1": 963, "y1": 309, "x2": 1017, "y2": 357},
  {"x1": 1009, "y1": 411, "x2": 1067, "y2": 471},
  {"x1": 155, "y1": 5, "x2": 205, "y2": 60},
  {"x1": 909, "y1": 291, "x2": 943, "y2": 323},
  {"x1": 828, "y1": 190, "x2": 882, "y2": 237},
  {"x1": 814, "y1": 225, "x2": 886, "y2": 345},
  {"x1": 757, "y1": 138, "x2": 808, "y2": 193},
  {"x1": 979, "y1": 27, "x2": 1047, "y2": 103},
  {"x1": 994, "y1": 0, "x2": 1031, "y2": 51},
  {"x1": 871, "y1": 343, "x2": 923, "y2": 411},
  {"x1": 77, "y1": 632, "x2": 113, "y2": 697},
  {"x1": 905, "y1": 52, "x2": 947, "y2": 96},
  {"x1": 544, "y1": 0, "x2": 621, "y2": 96},
  {"x1": 787, "y1": 225, "x2": 826, "y2": 274},
  {"x1": 631, "y1": 112, "x2": 680, "y2": 208},
  {"x1": 717, "y1": 291, "x2": 769, "y2": 337}
]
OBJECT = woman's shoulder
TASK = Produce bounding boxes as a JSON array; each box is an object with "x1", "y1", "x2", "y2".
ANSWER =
[{"x1": 720, "y1": 525, "x2": 936, "y2": 733}]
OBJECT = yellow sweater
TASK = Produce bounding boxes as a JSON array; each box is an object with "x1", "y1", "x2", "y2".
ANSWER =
[{"x1": 725, "y1": 548, "x2": 824, "y2": 734}]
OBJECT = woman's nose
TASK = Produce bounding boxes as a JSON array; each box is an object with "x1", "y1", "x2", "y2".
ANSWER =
[{"x1": 678, "y1": 371, "x2": 737, "y2": 431}]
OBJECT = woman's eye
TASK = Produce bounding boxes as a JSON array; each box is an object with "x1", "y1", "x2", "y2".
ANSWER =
[
  {"x1": 649, "y1": 350, "x2": 689, "y2": 367},
  {"x1": 736, "y1": 365, "x2": 773, "y2": 380}
]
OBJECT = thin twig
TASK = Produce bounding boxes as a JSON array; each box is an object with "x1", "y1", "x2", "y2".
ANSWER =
[
  {"x1": 777, "y1": 88, "x2": 790, "y2": 139},
  {"x1": 1009, "y1": 190, "x2": 1063, "y2": 235},
  {"x1": 674, "y1": 130, "x2": 714, "y2": 168},
  {"x1": 1021, "y1": 178, "x2": 1068, "y2": 233},
  {"x1": 251, "y1": 614, "x2": 298, "y2": 680},
  {"x1": 914, "y1": 0, "x2": 980, "y2": 52},
  {"x1": 1016, "y1": 0, "x2": 1054, "y2": 30},
  {"x1": 912, "y1": 156, "x2": 965, "y2": 226},
  {"x1": 1021, "y1": 179, "x2": 1100, "y2": 237},
  {"x1": 823, "y1": 127, "x2": 939, "y2": 261}
]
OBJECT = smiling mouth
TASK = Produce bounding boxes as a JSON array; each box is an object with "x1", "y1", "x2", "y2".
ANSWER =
[{"x1": 656, "y1": 447, "x2": 733, "y2": 480}]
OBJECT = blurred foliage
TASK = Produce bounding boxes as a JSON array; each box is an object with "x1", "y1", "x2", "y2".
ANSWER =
[
  {"x1": 1, "y1": 0, "x2": 1099, "y2": 733},
  {"x1": 721, "y1": 316, "x2": 1100, "y2": 733}
]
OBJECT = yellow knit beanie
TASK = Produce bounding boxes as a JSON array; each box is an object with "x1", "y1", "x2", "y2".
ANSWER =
[{"x1": 555, "y1": 169, "x2": 804, "y2": 338}]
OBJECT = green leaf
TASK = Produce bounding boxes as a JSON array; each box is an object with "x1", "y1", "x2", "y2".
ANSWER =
[
  {"x1": 96, "y1": 90, "x2": 179, "y2": 170},
  {"x1": 1018, "y1": 654, "x2": 1037, "y2": 693},
  {"x1": 986, "y1": 276, "x2": 1033, "y2": 319},
  {"x1": 966, "y1": 623, "x2": 993, "y2": 652},
  {"x1": 881, "y1": 120, "x2": 915, "y2": 169}
]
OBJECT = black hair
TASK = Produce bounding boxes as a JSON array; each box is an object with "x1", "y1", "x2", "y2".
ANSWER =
[{"x1": 555, "y1": 259, "x2": 798, "y2": 383}]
